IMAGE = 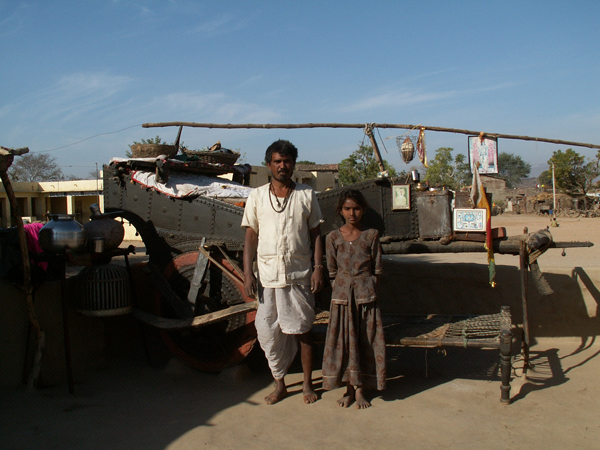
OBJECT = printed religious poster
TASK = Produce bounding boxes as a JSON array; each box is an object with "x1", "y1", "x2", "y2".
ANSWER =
[
  {"x1": 468, "y1": 136, "x2": 498, "y2": 174},
  {"x1": 392, "y1": 185, "x2": 411, "y2": 210},
  {"x1": 453, "y1": 208, "x2": 487, "y2": 232}
]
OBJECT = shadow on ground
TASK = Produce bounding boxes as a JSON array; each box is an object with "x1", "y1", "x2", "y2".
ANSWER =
[{"x1": 3, "y1": 247, "x2": 600, "y2": 448}]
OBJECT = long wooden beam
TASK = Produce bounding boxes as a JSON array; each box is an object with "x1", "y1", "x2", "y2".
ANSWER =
[
  {"x1": 133, "y1": 301, "x2": 258, "y2": 330},
  {"x1": 381, "y1": 237, "x2": 593, "y2": 255},
  {"x1": 142, "y1": 122, "x2": 600, "y2": 150}
]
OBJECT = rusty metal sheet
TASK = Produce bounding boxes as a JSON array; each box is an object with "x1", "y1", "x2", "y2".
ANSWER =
[{"x1": 415, "y1": 190, "x2": 452, "y2": 239}]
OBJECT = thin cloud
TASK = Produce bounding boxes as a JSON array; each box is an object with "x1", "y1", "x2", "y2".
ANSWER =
[
  {"x1": 237, "y1": 75, "x2": 264, "y2": 89},
  {"x1": 35, "y1": 73, "x2": 133, "y2": 122},
  {"x1": 214, "y1": 102, "x2": 281, "y2": 123},
  {"x1": 190, "y1": 13, "x2": 233, "y2": 34},
  {"x1": 144, "y1": 92, "x2": 227, "y2": 116},
  {"x1": 140, "y1": 91, "x2": 281, "y2": 123},
  {"x1": 339, "y1": 82, "x2": 518, "y2": 114},
  {"x1": 0, "y1": 2, "x2": 28, "y2": 39},
  {"x1": 0, "y1": 72, "x2": 135, "y2": 136},
  {"x1": 339, "y1": 89, "x2": 458, "y2": 113},
  {"x1": 187, "y1": 11, "x2": 254, "y2": 37}
]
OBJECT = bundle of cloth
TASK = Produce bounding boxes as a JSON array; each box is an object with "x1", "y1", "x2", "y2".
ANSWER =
[
  {"x1": 130, "y1": 170, "x2": 254, "y2": 200},
  {"x1": 0, "y1": 222, "x2": 47, "y2": 281}
]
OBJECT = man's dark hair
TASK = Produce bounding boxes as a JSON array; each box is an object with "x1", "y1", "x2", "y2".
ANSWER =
[
  {"x1": 335, "y1": 189, "x2": 370, "y2": 215},
  {"x1": 265, "y1": 139, "x2": 298, "y2": 165}
]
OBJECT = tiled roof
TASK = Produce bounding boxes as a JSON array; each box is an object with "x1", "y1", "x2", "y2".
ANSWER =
[{"x1": 296, "y1": 164, "x2": 339, "y2": 172}]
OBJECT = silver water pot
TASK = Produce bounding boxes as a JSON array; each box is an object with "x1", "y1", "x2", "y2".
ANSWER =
[
  {"x1": 39, "y1": 214, "x2": 86, "y2": 253},
  {"x1": 83, "y1": 204, "x2": 125, "y2": 252}
]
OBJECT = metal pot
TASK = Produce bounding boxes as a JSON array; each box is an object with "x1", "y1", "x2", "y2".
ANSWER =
[
  {"x1": 84, "y1": 217, "x2": 125, "y2": 251},
  {"x1": 39, "y1": 214, "x2": 86, "y2": 253},
  {"x1": 83, "y1": 204, "x2": 125, "y2": 252}
]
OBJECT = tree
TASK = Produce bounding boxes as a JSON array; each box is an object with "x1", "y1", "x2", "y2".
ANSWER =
[
  {"x1": 126, "y1": 135, "x2": 166, "y2": 158},
  {"x1": 424, "y1": 147, "x2": 470, "y2": 189},
  {"x1": 338, "y1": 144, "x2": 396, "y2": 186},
  {"x1": 297, "y1": 160, "x2": 316, "y2": 165},
  {"x1": 498, "y1": 152, "x2": 531, "y2": 188},
  {"x1": 538, "y1": 149, "x2": 600, "y2": 195},
  {"x1": 8, "y1": 153, "x2": 64, "y2": 182}
]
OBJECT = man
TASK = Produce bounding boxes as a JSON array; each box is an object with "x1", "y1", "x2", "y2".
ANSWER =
[{"x1": 242, "y1": 139, "x2": 324, "y2": 405}]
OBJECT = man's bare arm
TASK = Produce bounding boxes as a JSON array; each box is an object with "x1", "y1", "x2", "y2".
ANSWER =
[{"x1": 243, "y1": 227, "x2": 258, "y2": 298}]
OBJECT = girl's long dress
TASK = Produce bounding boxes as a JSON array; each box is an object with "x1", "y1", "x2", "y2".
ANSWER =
[{"x1": 322, "y1": 228, "x2": 386, "y2": 391}]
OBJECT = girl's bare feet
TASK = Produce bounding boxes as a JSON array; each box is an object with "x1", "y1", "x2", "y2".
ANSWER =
[
  {"x1": 265, "y1": 379, "x2": 287, "y2": 405},
  {"x1": 355, "y1": 387, "x2": 371, "y2": 409},
  {"x1": 337, "y1": 384, "x2": 355, "y2": 408}
]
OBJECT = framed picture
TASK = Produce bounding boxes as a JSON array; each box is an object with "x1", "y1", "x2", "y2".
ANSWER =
[
  {"x1": 392, "y1": 185, "x2": 411, "y2": 210},
  {"x1": 468, "y1": 136, "x2": 498, "y2": 174},
  {"x1": 453, "y1": 208, "x2": 487, "y2": 232}
]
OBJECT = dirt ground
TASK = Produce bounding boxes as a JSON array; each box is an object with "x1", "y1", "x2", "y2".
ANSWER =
[{"x1": 1, "y1": 214, "x2": 599, "y2": 450}]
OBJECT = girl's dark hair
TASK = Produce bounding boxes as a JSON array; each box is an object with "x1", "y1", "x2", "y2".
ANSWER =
[
  {"x1": 264, "y1": 139, "x2": 298, "y2": 165},
  {"x1": 335, "y1": 189, "x2": 369, "y2": 215}
]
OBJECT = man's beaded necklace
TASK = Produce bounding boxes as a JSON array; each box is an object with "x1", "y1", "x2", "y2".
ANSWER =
[{"x1": 269, "y1": 181, "x2": 294, "y2": 213}]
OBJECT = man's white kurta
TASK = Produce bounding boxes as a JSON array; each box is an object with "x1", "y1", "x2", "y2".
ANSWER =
[{"x1": 241, "y1": 183, "x2": 323, "y2": 288}]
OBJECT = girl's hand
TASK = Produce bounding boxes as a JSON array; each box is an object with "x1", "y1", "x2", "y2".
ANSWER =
[{"x1": 311, "y1": 265, "x2": 324, "y2": 293}]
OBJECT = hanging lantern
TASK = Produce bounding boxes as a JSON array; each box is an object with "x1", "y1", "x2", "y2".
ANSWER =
[{"x1": 400, "y1": 137, "x2": 415, "y2": 163}]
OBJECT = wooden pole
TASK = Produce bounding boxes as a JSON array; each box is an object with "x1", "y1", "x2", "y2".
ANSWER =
[
  {"x1": 364, "y1": 124, "x2": 386, "y2": 173},
  {"x1": 142, "y1": 122, "x2": 600, "y2": 150},
  {"x1": 0, "y1": 147, "x2": 45, "y2": 390}
]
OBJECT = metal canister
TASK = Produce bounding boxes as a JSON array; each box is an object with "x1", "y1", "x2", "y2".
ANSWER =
[{"x1": 39, "y1": 214, "x2": 86, "y2": 253}]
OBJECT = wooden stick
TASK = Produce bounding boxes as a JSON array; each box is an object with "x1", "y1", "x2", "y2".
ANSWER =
[
  {"x1": 198, "y1": 246, "x2": 244, "y2": 285},
  {"x1": 134, "y1": 301, "x2": 258, "y2": 329},
  {"x1": 0, "y1": 160, "x2": 43, "y2": 390},
  {"x1": 364, "y1": 124, "x2": 386, "y2": 172},
  {"x1": 142, "y1": 122, "x2": 600, "y2": 150},
  {"x1": 199, "y1": 247, "x2": 260, "y2": 301},
  {"x1": 215, "y1": 245, "x2": 245, "y2": 281}
]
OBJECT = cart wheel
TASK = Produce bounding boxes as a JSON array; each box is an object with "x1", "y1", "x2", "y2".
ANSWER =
[{"x1": 156, "y1": 250, "x2": 256, "y2": 372}]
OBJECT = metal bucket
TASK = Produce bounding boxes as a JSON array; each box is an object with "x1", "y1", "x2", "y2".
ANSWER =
[{"x1": 76, "y1": 264, "x2": 132, "y2": 316}]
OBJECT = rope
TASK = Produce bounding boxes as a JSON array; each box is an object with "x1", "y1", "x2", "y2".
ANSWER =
[
  {"x1": 376, "y1": 126, "x2": 389, "y2": 154},
  {"x1": 38, "y1": 124, "x2": 142, "y2": 153}
]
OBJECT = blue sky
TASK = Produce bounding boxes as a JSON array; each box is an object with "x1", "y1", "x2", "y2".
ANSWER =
[{"x1": 1, "y1": 0, "x2": 599, "y2": 178}]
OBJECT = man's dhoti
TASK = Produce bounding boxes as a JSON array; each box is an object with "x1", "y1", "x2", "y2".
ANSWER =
[{"x1": 255, "y1": 285, "x2": 316, "y2": 380}]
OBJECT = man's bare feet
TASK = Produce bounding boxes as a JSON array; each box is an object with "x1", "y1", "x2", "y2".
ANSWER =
[
  {"x1": 303, "y1": 383, "x2": 318, "y2": 404},
  {"x1": 337, "y1": 385, "x2": 355, "y2": 408},
  {"x1": 355, "y1": 387, "x2": 371, "y2": 409},
  {"x1": 265, "y1": 379, "x2": 287, "y2": 405},
  {"x1": 298, "y1": 333, "x2": 317, "y2": 404}
]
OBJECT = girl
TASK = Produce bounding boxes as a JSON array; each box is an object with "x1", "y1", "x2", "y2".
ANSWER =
[{"x1": 322, "y1": 189, "x2": 386, "y2": 409}]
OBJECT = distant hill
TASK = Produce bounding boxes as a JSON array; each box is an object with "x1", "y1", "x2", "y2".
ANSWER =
[{"x1": 516, "y1": 177, "x2": 539, "y2": 188}]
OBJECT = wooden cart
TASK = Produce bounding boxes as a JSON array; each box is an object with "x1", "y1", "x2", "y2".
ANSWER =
[{"x1": 101, "y1": 158, "x2": 593, "y2": 402}]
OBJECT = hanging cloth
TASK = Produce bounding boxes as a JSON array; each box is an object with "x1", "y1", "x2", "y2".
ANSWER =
[
  {"x1": 470, "y1": 161, "x2": 496, "y2": 287},
  {"x1": 416, "y1": 127, "x2": 428, "y2": 168}
]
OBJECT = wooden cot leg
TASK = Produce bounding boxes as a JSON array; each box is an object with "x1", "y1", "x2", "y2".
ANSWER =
[
  {"x1": 499, "y1": 328, "x2": 512, "y2": 404},
  {"x1": 520, "y1": 230, "x2": 532, "y2": 376}
]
